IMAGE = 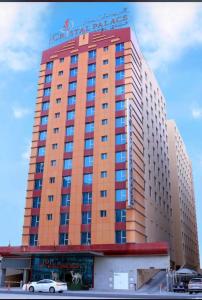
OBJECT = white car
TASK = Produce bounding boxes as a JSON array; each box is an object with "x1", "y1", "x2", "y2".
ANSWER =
[
  {"x1": 23, "y1": 279, "x2": 67, "y2": 293},
  {"x1": 188, "y1": 277, "x2": 202, "y2": 294}
]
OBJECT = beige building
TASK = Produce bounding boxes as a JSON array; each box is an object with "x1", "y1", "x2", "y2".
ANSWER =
[
  {"x1": 167, "y1": 120, "x2": 199, "y2": 270},
  {"x1": 141, "y1": 59, "x2": 174, "y2": 264}
]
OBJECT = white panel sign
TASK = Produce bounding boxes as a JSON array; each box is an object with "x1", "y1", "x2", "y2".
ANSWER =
[
  {"x1": 114, "y1": 272, "x2": 128, "y2": 290},
  {"x1": 127, "y1": 99, "x2": 134, "y2": 207}
]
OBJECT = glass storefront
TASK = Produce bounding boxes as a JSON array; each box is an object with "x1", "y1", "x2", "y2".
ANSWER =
[{"x1": 31, "y1": 254, "x2": 94, "y2": 287}]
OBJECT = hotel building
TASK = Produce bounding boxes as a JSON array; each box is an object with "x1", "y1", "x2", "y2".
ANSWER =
[{"x1": 0, "y1": 27, "x2": 199, "y2": 289}]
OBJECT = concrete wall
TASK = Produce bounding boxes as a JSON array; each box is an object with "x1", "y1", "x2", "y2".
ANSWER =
[{"x1": 94, "y1": 255, "x2": 169, "y2": 290}]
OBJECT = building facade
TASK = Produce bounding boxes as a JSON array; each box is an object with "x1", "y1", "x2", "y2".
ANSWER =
[{"x1": 167, "y1": 120, "x2": 199, "y2": 270}]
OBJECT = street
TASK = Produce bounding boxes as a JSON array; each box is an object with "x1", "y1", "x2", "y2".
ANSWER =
[{"x1": 1, "y1": 289, "x2": 202, "y2": 299}]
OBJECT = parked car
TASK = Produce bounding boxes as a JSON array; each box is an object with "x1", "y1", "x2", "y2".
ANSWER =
[
  {"x1": 22, "y1": 279, "x2": 67, "y2": 293},
  {"x1": 188, "y1": 277, "x2": 202, "y2": 294},
  {"x1": 173, "y1": 281, "x2": 187, "y2": 292}
]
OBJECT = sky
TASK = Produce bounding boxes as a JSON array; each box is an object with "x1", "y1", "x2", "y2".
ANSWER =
[{"x1": 0, "y1": 2, "x2": 201, "y2": 266}]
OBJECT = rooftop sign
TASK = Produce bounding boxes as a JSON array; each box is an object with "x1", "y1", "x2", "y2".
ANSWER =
[{"x1": 49, "y1": 7, "x2": 129, "y2": 46}]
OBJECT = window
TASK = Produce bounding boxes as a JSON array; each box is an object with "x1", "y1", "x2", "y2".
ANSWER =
[
  {"x1": 36, "y1": 162, "x2": 44, "y2": 173},
  {"x1": 66, "y1": 126, "x2": 74, "y2": 136},
  {"x1": 70, "y1": 68, "x2": 77, "y2": 77},
  {"x1": 47, "y1": 214, "x2": 52, "y2": 221},
  {"x1": 102, "y1": 119, "x2": 108, "y2": 125},
  {"x1": 53, "y1": 128, "x2": 59, "y2": 134},
  {"x1": 59, "y1": 233, "x2": 68, "y2": 245},
  {"x1": 33, "y1": 197, "x2": 41, "y2": 208},
  {"x1": 116, "y1": 85, "x2": 125, "y2": 96},
  {"x1": 64, "y1": 159, "x2": 72, "y2": 170},
  {"x1": 104, "y1": 46, "x2": 108, "y2": 52},
  {"x1": 56, "y1": 98, "x2": 61, "y2": 104},
  {"x1": 45, "y1": 74, "x2": 52, "y2": 83},
  {"x1": 68, "y1": 95, "x2": 76, "y2": 105},
  {"x1": 88, "y1": 50, "x2": 96, "y2": 59},
  {"x1": 115, "y1": 170, "x2": 126, "y2": 182},
  {"x1": 103, "y1": 73, "x2": 108, "y2": 79},
  {"x1": 81, "y1": 232, "x2": 91, "y2": 245},
  {"x1": 116, "y1": 209, "x2": 126, "y2": 222},
  {"x1": 69, "y1": 81, "x2": 77, "y2": 91},
  {"x1": 100, "y1": 190, "x2": 107, "y2": 197},
  {"x1": 116, "y1": 70, "x2": 124, "y2": 80},
  {"x1": 40, "y1": 116, "x2": 48, "y2": 125},
  {"x1": 55, "y1": 112, "x2": 60, "y2": 118},
  {"x1": 102, "y1": 103, "x2": 108, "y2": 109},
  {"x1": 102, "y1": 88, "x2": 108, "y2": 94},
  {"x1": 57, "y1": 84, "x2": 62, "y2": 90},
  {"x1": 85, "y1": 122, "x2": 94, "y2": 133},
  {"x1": 52, "y1": 143, "x2": 58, "y2": 150},
  {"x1": 116, "y1": 56, "x2": 124, "y2": 66},
  {"x1": 82, "y1": 192, "x2": 92, "y2": 204},
  {"x1": 83, "y1": 173, "x2": 93, "y2": 185},
  {"x1": 42, "y1": 102, "x2": 49, "y2": 111},
  {"x1": 101, "y1": 153, "x2": 107, "y2": 160},
  {"x1": 85, "y1": 138, "x2": 94, "y2": 149},
  {"x1": 39, "y1": 131, "x2": 47, "y2": 141},
  {"x1": 86, "y1": 106, "x2": 95, "y2": 117},
  {"x1": 115, "y1": 230, "x2": 126, "y2": 244},
  {"x1": 116, "y1": 100, "x2": 125, "y2": 111},
  {"x1": 115, "y1": 189, "x2": 126, "y2": 202},
  {"x1": 61, "y1": 194, "x2": 70, "y2": 206},
  {"x1": 103, "y1": 59, "x2": 108, "y2": 65},
  {"x1": 49, "y1": 177, "x2": 55, "y2": 184},
  {"x1": 101, "y1": 135, "x2": 108, "y2": 142},
  {"x1": 70, "y1": 54, "x2": 78, "y2": 64},
  {"x1": 116, "y1": 43, "x2": 124, "y2": 52},
  {"x1": 87, "y1": 77, "x2": 96, "y2": 87},
  {"x1": 65, "y1": 142, "x2": 73, "y2": 152},
  {"x1": 84, "y1": 156, "x2": 93, "y2": 167},
  {"x1": 115, "y1": 117, "x2": 125, "y2": 128},
  {"x1": 31, "y1": 215, "x2": 39, "y2": 227},
  {"x1": 88, "y1": 63, "x2": 96, "y2": 73},
  {"x1": 116, "y1": 151, "x2": 126, "y2": 163},
  {"x1": 38, "y1": 146, "x2": 45, "y2": 156},
  {"x1": 116, "y1": 133, "x2": 126, "y2": 145},
  {"x1": 87, "y1": 91, "x2": 95, "y2": 101},
  {"x1": 63, "y1": 176, "x2": 71, "y2": 188},
  {"x1": 60, "y1": 213, "x2": 69, "y2": 225},
  {"x1": 29, "y1": 234, "x2": 38, "y2": 246},
  {"x1": 46, "y1": 61, "x2": 53, "y2": 70},
  {"x1": 48, "y1": 195, "x2": 54, "y2": 202},
  {"x1": 60, "y1": 57, "x2": 64, "y2": 63},
  {"x1": 44, "y1": 88, "x2": 51, "y2": 96},
  {"x1": 100, "y1": 210, "x2": 107, "y2": 217},
  {"x1": 101, "y1": 171, "x2": 107, "y2": 178},
  {"x1": 82, "y1": 211, "x2": 91, "y2": 224},
  {"x1": 34, "y1": 179, "x2": 42, "y2": 190},
  {"x1": 67, "y1": 110, "x2": 75, "y2": 120}
]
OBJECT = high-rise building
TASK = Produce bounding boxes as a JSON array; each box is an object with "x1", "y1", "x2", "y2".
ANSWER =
[
  {"x1": 167, "y1": 120, "x2": 199, "y2": 270},
  {"x1": 0, "y1": 26, "x2": 198, "y2": 289}
]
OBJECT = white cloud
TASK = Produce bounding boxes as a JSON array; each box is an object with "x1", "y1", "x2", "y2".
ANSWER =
[
  {"x1": 21, "y1": 141, "x2": 31, "y2": 161},
  {"x1": 0, "y1": 3, "x2": 49, "y2": 71},
  {"x1": 192, "y1": 108, "x2": 202, "y2": 119},
  {"x1": 12, "y1": 106, "x2": 31, "y2": 119},
  {"x1": 135, "y1": 2, "x2": 202, "y2": 70}
]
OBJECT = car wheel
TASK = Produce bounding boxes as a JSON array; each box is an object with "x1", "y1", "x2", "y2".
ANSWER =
[
  {"x1": 29, "y1": 286, "x2": 34, "y2": 293},
  {"x1": 49, "y1": 287, "x2": 55, "y2": 293}
]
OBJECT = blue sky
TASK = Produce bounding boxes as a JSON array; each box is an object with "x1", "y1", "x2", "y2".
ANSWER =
[{"x1": 0, "y1": 2, "x2": 201, "y2": 266}]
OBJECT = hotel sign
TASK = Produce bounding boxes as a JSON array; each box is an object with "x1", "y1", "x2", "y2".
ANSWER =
[
  {"x1": 127, "y1": 99, "x2": 135, "y2": 207},
  {"x1": 49, "y1": 7, "x2": 129, "y2": 46}
]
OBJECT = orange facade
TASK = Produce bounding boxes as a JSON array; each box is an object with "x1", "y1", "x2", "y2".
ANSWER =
[{"x1": 22, "y1": 28, "x2": 146, "y2": 247}]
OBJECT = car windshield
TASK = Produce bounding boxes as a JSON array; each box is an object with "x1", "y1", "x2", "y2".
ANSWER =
[{"x1": 190, "y1": 278, "x2": 202, "y2": 283}]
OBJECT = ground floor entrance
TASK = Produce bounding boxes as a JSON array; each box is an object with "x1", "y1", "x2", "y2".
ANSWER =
[{"x1": 31, "y1": 254, "x2": 94, "y2": 288}]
